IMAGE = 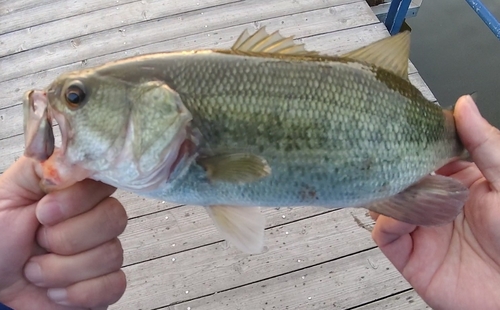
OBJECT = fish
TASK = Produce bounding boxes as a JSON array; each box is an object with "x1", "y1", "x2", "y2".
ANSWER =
[{"x1": 22, "y1": 28, "x2": 469, "y2": 254}]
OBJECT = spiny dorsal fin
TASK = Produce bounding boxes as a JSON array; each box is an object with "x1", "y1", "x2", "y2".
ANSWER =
[
  {"x1": 342, "y1": 31, "x2": 411, "y2": 79},
  {"x1": 232, "y1": 27, "x2": 319, "y2": 56}
]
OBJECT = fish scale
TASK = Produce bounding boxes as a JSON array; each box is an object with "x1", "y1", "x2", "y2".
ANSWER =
[
  {"x1": 113, "y1": 52, "x2": 458, "y2": 207},
  {"x1": 23, "y1": 29, "x2": 468, "y2": 253}
]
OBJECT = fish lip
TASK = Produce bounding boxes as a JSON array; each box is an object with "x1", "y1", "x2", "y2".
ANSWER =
[{"x1": 23, "y1": 90, "x2": 55, "y2": 161}]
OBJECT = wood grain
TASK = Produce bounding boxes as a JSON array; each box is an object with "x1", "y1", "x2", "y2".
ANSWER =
[{"x1": 0, "y1": 1, "x2": 433, "y2": 309}]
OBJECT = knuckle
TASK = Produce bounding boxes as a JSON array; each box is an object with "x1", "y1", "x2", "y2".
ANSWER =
[
  {"x1": 83, "y1": 271, "x2": 126, "y2": 307},
  {"x1": 67, "y1": 272, "x2": 127, "y2": 307},
  {"x1": 45, "y1": 226, "x2": 77, "y2": 255},
  {"x1": 102, "y1": 198, "x2": 128, "y2": 235},
  {"x1": 103, "y1": 239, "x2": 124, "y2": 269},
  {"x1": 108, "y1": 270, "x2": 127, "y2": 304}
]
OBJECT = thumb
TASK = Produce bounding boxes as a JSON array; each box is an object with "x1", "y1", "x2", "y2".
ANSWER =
[
  {"x1": 0, "y1": 156, "x2": 45, "y2": 203},
  {"x1": 454, "y1": 95, "x2": 500, "y2": 191}
]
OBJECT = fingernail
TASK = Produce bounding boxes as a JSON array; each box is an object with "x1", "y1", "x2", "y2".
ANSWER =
[
  {"x1": 24, "y1": 262, "x2": 43, "y2": 285},
  {"x1": 47, "y1": 288, "x2": 69, "y2": 305},
  {"x1": 465, "y1": 95, "x2": 480, "y2": 116},
  {"x1": 37, "y1": 200, "x2": 63, "y2": 225}
]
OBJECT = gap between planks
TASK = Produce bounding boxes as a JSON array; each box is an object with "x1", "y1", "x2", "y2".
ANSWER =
[
  {"x1": 0, "y1": 0, "x2": 363, "y2": 83},
  {"x1": 0, "y1": 0, "x2": 240, "y2": 57},
  {"x1": 112, "y1": 208, "x2": 383, "y2": 309}
]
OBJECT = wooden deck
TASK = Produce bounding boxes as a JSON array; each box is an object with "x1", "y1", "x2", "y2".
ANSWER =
[{"x1": 0, "y1": 1, "x2": 433, "y2": 309}]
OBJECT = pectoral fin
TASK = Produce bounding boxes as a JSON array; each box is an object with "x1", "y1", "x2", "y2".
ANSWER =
[
  {"x1": 197, "y1": 153, "x2": 271, "y2": 183},
  {"x1": 364, "y1": 175, "x2": 468, "y2": 226},
  {"x1": 207, "y1": 205, "x2": 265, "y2": 254}
]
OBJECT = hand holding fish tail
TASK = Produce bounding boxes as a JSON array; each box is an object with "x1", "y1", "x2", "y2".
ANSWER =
[
  {"x1": 372, "y1": 95, "x2": 500, "y2": 309},
  {"x1": 0, "y1": 157, "x2": 127, "y2": 309}
]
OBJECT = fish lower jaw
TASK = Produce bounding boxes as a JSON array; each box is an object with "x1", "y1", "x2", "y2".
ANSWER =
[{"x1": 39, "y1": 148, "x2": 92, "y2": 192}]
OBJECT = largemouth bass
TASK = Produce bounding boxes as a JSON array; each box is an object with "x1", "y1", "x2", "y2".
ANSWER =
[{"x1": 23, "y1": 28, "x2": 468, "y2": 253}]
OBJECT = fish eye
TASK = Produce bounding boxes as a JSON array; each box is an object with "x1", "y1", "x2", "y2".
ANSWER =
[{"x1": 64, "y1": 81, "x2": 87, "y2": 109}]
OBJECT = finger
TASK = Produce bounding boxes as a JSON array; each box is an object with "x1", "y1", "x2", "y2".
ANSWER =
[
  {"x1": 37, "y1": 197, "x2": 127, "y2": 255},
  {"x1": 25, "y1": 239, "x2": 123, "y2": 287},
  {"x1": 435, "y1": 160, "x2": 474, "y2": 177},
  {"x1": 454, "y1": 95, "x2": 500, "y2": 191},
  {"x1": 372, "y1": 215, "x2": 416, "y2": 247},
  {"x1": 371, "y1": 215, "x2": 416, "y2": 272},
  {"x1": 0, "y1": 156, "x2": 45, "y2": 204},
  {"x1": 436, "y1": 161, "x2": 484, "y2": 188},
  {"x1": 37, "y1": 179, "x2": 116, "y2": 226},
  {"x1": 47, "y1": 270, "x2": 126, "y2": 308},
  {"x1": 369, "y1": 211, "x2": 380, "y2": 221}
]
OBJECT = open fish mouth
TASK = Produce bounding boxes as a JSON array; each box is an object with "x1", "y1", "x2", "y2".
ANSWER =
[{"x1": 23, "y1": 90, "x2": 55, "y2": 161}]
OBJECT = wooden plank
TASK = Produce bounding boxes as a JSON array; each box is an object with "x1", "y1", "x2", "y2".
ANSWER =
[
  {"x1": 0, "y1": 0, "x2": 240, "y2": 57},
  {"x1": 0, "y1": 2, "x2": 437, "y2": 310},
  {"x1": 0, "y1": 14, "x2": 395, "y2": 145},
  {"x1": 114, "y1": 190, "x2": 180, "y2": 220},
  {"x1": 165, "y1": 249, "x2": 409, "y2": 310},
  {"x1": 409, "y1": 74, "x2": 437, "y2": 102},
  {"x1": 122, "y1": 205, "x2": 331, "y2": 266},
  {"x1": 164, "y1": 248, "x2": 410, "y2": 310},
  {"x1": 0, "y1": 105, "x2": 24, "y2": 140},
  {"x1": 0, "y1": 0, "x2": 141, "y2": 34},
  {"x1": 111, "y1": 208, "x2": 380, "y2": 309},
  {"x1": 0, "y1": 4, "x2": 379, "y2": 141},
  {"x1": 0, "y1": 0, "x2": 55, "y2": 17},
  {"x1": 0, "y1": 134, "x2": 25, "y2": 173},
  {"x1": 0, "y1": 4, "x2": 379, "y2": 111},
  {"x1": 356, "y1": 290, "x2": 430, "y2": 310},
  {"x1": 0, "y1": 0, "x2": 363, "y2": 82}
]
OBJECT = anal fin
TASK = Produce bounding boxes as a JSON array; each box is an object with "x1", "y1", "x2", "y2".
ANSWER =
[
  {"x1": 364, "y1": 175, "x2": 469, "y2": 226},
  {"x1": 207, "y1": 205, "x2": 265, "y2": 254}
]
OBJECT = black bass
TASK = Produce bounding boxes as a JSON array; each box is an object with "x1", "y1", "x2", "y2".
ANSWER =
[{"x1": 22, "y1": 28, "x2": 468, "y2": 253}]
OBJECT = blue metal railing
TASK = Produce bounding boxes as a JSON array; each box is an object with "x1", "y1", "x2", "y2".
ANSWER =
[
  {"x1": 465, "y1": 0, "x2": 500, "y2": 40},
  {"x1": 384, "y1": 0, "x2": 500, "y2": 40},
  {"x1": 384, "y1": 0, "x2": 412, "y2": 35}
]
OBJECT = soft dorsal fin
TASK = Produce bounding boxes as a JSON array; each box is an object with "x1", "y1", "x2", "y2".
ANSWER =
[
  {"x1": 342, "y1": 31, "x2": 411, "y2": 79},
  {"x1": 232, "y1": 27, "x2": 319, "y2": 56}
]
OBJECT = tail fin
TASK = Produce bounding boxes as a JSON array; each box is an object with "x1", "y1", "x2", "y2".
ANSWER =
[
  {"x1": 469, "y1": 91, "x2": 478, "y2": 102},
  {"x1": 447, "y1": 92, "x2": 478, "y2": 112}
]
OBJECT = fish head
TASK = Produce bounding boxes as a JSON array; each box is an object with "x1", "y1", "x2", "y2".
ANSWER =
[{"x1": 23, "y1": 68, "x2": 193, "y2": 192}]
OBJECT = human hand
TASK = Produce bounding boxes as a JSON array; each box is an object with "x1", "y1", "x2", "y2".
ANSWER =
[
  {"x1": 0, "y1": 157, "x2": 128, "y2": 309},
  {"x1": 372, "y1": 95, "x2": 500, "y2": 309}
]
